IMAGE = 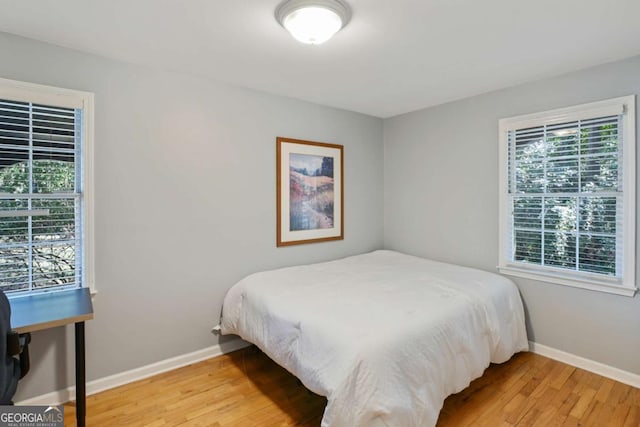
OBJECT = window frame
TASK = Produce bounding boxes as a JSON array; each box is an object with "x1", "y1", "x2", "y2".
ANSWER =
[
  {"x1": 0, "y1": 77, "x2": 95, "y2": 296},
  {"x1": 498, "y1": 95, "x2": 636, "y2": 297}
]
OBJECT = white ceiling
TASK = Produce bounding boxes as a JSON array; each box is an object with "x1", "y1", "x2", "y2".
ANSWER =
[{"x1": 0, "y1": 0, "x2": 639, "y2": 118}]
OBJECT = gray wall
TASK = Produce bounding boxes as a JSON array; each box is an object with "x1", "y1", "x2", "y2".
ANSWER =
[
  {"x1": 0, "y1": 32, "x2": 384, "y2": 400},
  {"x1": 384, "y1": 55, "x2": 640, "y2": 374}
]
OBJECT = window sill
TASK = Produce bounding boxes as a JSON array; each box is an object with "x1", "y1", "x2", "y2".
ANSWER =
[
  {"x1": 7, "y1": 286, "x2": 97, "y2": 300},
  {"x1": 498, "y1": 265, "x2": 637, "y2": 297}
]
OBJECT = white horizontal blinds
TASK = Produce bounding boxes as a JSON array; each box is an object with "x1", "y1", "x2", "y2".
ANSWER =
[
  {"x1": 508, "y1": 115, "x2": 621, "y2": 278},
  {"x1": 0, "y1": 98, "x2": 81, "y2": 293}
]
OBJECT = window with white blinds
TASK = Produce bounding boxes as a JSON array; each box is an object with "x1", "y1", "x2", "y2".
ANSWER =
[
  {"x1": 498, "y1": 96, "x2": 636, "y2": 296},
  {"x1": 0, "y1": 78, "x2": 94, "y2": 296}
]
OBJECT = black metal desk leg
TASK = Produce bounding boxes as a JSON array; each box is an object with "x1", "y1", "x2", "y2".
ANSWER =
[{"x1": 75, "y1": 321, "x2": 86, "y2": 427}]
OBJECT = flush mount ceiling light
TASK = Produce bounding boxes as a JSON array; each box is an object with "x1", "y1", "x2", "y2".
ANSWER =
[{"x1": 275, "y1": 0, "x2": 351, "y2": 45}]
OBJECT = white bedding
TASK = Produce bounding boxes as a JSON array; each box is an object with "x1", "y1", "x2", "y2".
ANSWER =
[{"x1": 220, "y1": 250, "x2": 528, "y2": 426}]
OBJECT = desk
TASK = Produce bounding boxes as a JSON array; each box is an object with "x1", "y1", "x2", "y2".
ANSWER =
[{"x1": 10, "y1": 288, "x2": 94, "y2": 427}]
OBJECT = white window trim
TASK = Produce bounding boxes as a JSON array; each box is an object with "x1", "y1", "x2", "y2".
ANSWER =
[
  {"x1": 0, "y1": 77, "x2": 95, "y2": 294},
  {"x1": 498, "y1": 95, "x2": 636, "y2": 297}
]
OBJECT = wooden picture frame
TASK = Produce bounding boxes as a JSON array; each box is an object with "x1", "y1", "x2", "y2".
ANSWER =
[{"x1": 276, "y1": 137, "x2": 344, "y2": 246}]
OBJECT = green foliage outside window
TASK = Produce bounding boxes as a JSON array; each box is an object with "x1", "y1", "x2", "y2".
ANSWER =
[
  {"x1": 512, "y1": 120, "x2": 618, "y2": 275},
  {"x1": 0, "y1": 159, "x2": 77, "y2": 292}
]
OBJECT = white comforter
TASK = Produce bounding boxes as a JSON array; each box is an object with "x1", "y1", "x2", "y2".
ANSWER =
[{"x1": 220, "y1": 250, "x2": 528, "y2": 426}]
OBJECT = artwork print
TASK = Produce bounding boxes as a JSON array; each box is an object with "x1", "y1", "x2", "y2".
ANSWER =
[
  {"x1": 277, "y1": 138, "x2": 343, "y2": 246},
  {"x1": 289, "y1": 153, "x2": 334, "y2": 231}
]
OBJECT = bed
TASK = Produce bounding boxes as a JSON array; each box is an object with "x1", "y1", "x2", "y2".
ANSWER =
[{"x1": 219, "y1": 250, "x2": 528, "y2": 426}]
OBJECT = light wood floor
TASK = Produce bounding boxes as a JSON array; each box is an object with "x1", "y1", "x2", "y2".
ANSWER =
[{"x1": 63, "y1": 346, "x2": 640, "y2": 426}]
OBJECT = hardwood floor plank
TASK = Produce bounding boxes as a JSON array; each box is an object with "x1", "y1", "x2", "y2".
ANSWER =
[
  {"x1": 610, "y1": 404, "x2": 631, "y2": 426},
  {"x1": 473, "y1": 376, "x2": 530, "y2": 426},
  {"x1": 61, "y1": 347, "x2": 640, "y2": 426},
  {"x1": 569, "y1": 387, "x2": 597, "y2": 419},
  {"x1": 595, "y1": 378, "x2": 616, "y2": 403},
  {"x1": 550, "y1": 364, "x2": 576, "y2": 390},
  {"x1": 580, "y1": 399, "x2": 603, "y2": 426},
  {"x1": 530, "y1": 404, "x2": 557, "y2": 427},
  {"x1": 623, "y1": 406, "x2": 640, "y2": 427},
  {"x1": 610, "y1": 381, "x2": 633, "y2": 405},
  {"x1": 556, "y1": 392, "x2": 580, "y2": 419}
]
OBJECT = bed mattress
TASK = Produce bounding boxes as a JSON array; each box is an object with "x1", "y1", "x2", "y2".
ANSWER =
[{"x1": 220, "y1": 250, "x2": 528, "y2": 426}]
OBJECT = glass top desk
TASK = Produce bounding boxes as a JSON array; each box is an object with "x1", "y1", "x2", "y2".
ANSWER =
[{"x1": 10, "y1": 287, "x2": 94, "y2": 427}]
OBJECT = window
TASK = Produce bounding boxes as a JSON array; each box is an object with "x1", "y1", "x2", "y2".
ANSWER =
[
  {"x1": 498, "y1": 96, "x2": 636, "y2": 296},
  {"x1": 0, "y1": 78, "x2": 94, "y2": 296}
]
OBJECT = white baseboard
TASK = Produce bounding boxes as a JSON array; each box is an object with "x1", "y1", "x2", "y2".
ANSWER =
[
  {"x1": 16, "y1": 338, "x2": 251, "y2": 406},
  {"x1": 19, "y1": 338, "x2": 638, "y2": 406},
  {"x1": 529, "y1": 341, "x2": 640, "y2": 389}
]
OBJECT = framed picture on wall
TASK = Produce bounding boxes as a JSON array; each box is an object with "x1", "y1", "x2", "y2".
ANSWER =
[{"x1": 276, "y1": 137, "x2": 344, "y2": 246}]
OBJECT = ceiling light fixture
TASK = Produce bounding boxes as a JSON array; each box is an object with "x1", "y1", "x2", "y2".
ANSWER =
[{"x1": 275, "y1": 0, "x2": 351, "y2": 45}]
